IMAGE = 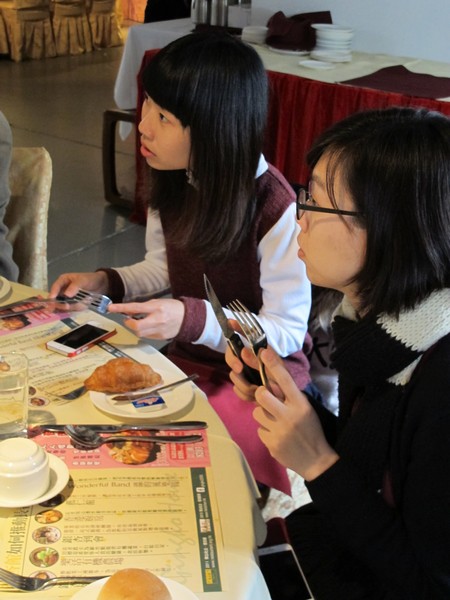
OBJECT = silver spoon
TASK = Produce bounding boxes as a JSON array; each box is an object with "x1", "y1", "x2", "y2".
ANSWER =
[{"x1": 64, "y1": 425, "x2": 202, "y2": 448}]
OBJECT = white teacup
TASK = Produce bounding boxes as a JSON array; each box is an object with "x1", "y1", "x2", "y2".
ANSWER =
[{"x1": 0, "y1": 438, "x2": 50, "y2": 503}]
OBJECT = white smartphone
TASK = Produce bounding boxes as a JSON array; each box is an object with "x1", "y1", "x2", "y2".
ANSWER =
[
  {"x1": 46, "y1": 321, "x2": 117, "y2": 357},
  {"x1": 258, "y1": 543, "x2": 314, "y2": 600}
]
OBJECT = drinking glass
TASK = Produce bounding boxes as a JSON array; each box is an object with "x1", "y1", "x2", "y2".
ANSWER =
[{"x1": 0, "y1": 353, "x2": 28, "y2": 440}]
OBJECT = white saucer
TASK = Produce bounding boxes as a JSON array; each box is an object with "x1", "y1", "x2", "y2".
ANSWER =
[
  {"x1": 299, "y1": 59, "x2": 335, "y2": 70},
  {"x1": 267, "y1": 45, "x2": 308, "y2": 56},
  {"x1": 310, "y1": 49, "x2": 352, "y2": 63},
  {"x1": 71, "y1": 575, "x2": 199, "y2": 599},
  {"x1": 0, "y1": 454, "x2": 69, "y2": 508},
  {"x1": 0, "y1": 276, "x2": 12, "y2": 303}
]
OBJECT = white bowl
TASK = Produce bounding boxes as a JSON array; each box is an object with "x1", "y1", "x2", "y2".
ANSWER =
[
  {"x1": 312, "y1": 23, "x2": 354, "y2": 41},
  {"x1": 241, "y1": 26, "x2": 268, "y2": 44},
  {"x1": 0, "y1": 438, "x2": 50, "y2": 503}
]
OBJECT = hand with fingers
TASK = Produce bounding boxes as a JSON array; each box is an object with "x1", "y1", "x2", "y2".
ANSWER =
[
  {"x1": 252, "y1": 347, "x2": 339, "y2": 482},
  {"x1": 225, "y1": 320, "x2": 283, "y2": 402},
  {"x1": 108, "y1": 298, "x2": 185, "y2": 340},
  {"x1": 49, "y1": 271, "x2": 109, "y2": 299}
]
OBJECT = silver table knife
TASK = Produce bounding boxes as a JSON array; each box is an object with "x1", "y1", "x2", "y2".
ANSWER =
[
  {"x1": 29, "y1": 421, "x2": 208, "y2": 436},
  {"x1": 111, "y1": 373, "x2": 199, "y2": 401},
  {"x1": 203, "y1": 274, "x2": 262, "y2": 385}
]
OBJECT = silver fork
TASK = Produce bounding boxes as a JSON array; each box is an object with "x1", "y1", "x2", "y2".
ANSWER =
[
  {"x1": 227, "y1": 300, "x2": 271, "y2": 391},
  {"x1": 63, "y1": 289, "x2": 112, "y2": 314},
  {"x1": 1, "y1": 289, "x2": 112, "y2": 317},
  {"x1": 0, "y1": 567, "x2": 105, "y2": 591}
]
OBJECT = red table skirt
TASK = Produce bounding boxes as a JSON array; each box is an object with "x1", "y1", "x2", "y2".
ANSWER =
[{"x1": 131, "y1": 48, "x2": 450, "y2": 225}]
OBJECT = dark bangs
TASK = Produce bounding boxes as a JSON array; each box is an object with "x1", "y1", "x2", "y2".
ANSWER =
[
  {"x1": 142, "y1": 32, "x2": 268, "y2": 132},
  {"x1": 142, "y1": 47, "x2": 197, "y2": 127}
]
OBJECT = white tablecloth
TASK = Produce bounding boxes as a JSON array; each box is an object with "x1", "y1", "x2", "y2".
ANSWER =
[
  {"x1": 0, "y1": 282, "x2": 271, "y2": 600},
  {"x1": 114, "y1": 17, "x2": 450, "y2": 125}
]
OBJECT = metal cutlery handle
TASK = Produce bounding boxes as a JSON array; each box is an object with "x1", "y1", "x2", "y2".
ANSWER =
[
  {"x1": 111, "y1": 374, "x2": 199, "y2": 401},
  {"x1": 225, "y1": 335, "x2": 262, "y2": 386},
  {"x1": 31, "y1": 421, "x2": 208, "y2": 435},
  {"x1": 104, "y1": 434, "x2": 202, "y2": 443},
  {"x1": 42, "y1": 576, "x2": 103, "y2": 589}
]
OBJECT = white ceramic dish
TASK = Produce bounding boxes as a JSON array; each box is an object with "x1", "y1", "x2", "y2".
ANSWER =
[
  {"x1": 0, "y1": 453, "x2": 69, "y2": 508},
  {"x1": 0, "y1": 438, "x2": 50, "y2": 503},
  {"x1": 71, "y1": 575, "x2": 199, "y2": 599},
  {"x1": 241, "y1": 25, "x2": 269, "y2": 44},
  {"x1": 267, "y1": 45, "x2": 308, "y2": 56},
  {"x1": 242, "y1": 26, "x2": 267, "y2": 37},
  {"x1": 312, "y1": 23, "x2": 354, "y2": 40},
  {"x1": 299, "y1": 59, "x2": 335, "y2": 70},
  {"x1": 241, "y1": 26, "x2": 268, "y2": 45},
  {"x1": 310, "y1": 50, "x2": 352, "y2": 63},
  {"x1": 90, "y1": 369, "x2": 195, "y2": 421},
  {"x1": 315, "y1": 40, "x2": 352, "y2": 49},
  {"x1": 0, "y1": 276, "x2": 12, "y2": 302}
]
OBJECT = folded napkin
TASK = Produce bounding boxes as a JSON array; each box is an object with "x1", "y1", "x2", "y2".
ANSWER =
[
  {"x1": 266, "y1": 10, "x2": 332, "y2": 52},
  {"x1": 342, "y1": 65, "x2": 450, "y2": 99}
]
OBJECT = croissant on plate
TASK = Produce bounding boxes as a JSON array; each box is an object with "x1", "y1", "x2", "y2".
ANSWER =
[{"x1": 84, "y1": 357, "x2": 162, "y2": 393}]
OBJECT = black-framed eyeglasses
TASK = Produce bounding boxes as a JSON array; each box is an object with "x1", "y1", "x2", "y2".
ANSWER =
[{"x1": 296, "y1": 186, "x2": 362, "y2": 220}]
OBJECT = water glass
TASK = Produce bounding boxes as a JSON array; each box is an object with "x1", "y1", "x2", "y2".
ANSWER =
[{"x1": 0, "y1": 353, "x2": 28, "y2": 440}]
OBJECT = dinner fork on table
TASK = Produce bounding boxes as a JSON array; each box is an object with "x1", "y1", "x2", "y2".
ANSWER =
[
  {"x1": 0, "y1": 567, "x2": 105, "y2": 591},
  {"x1": 227, "y1": 299, "x2": 272, "y2": 392}
]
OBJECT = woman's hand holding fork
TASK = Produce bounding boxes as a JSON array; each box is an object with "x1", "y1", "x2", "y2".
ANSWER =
[{"x1": 225, "y1": 331, "x2": 339, "y2": 481}]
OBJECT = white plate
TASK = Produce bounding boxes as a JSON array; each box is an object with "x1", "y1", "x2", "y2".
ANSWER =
[
  {"x1": 315, "y1": 41, "x2": 352, "y2": 50},
  {"x1": 299, "y1": 59, "x2": 335, "y2": 70},
  {"x1": 0, "y1": 454, "x2": 69, "y2": 508},
  {"x1": 311, "y1": 23, "x2": 354, "y2": 35},
  {"x1": 310, "y1": 50, "x2": 352, "y2": 63},
  {"x1": 71, "y1": 575, "x2": 199, "y2": 599},
  {"x1": 266, "y1": 45, "x2": 308, "y2": 56},
  {"x1": 90, "y1": 369, "x2": 195, "y2": 421},
  {"x1": 0, "y1": 276, "x2": 12, "y2": 303}
]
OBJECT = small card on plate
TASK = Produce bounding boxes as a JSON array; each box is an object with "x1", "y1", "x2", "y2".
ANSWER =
[{"x1": 131, "y1": 396, "x2": 166, "y2": 412}]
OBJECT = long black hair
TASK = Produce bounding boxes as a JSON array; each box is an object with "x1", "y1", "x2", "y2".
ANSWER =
[{"x1": 142, "y1": 31, "x2": 268, "y2": 261}]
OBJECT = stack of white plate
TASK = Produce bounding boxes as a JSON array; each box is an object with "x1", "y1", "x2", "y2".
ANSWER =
[
  {"x1": 311, "y1": 24, "x2": 354, "y2": 63},
  {"x1": 241, "y1": 26, "x2": 268, "y2": 45}
]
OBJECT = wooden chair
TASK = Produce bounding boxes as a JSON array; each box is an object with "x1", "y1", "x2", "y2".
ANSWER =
[
  {"x1": 102, "y1": 107, "x2": 136, "y2": 209},
  {"x1": 5, "y1": 147, "x2": 52, "y2": 290}
]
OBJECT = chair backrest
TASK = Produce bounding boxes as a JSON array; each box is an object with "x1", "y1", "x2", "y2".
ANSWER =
[
  {"x1": 0, "y1": 12, "x2": 9, "y2": 54},
  {"x1": 5, "y1": 147, "x2": 52, "y2": 291}
]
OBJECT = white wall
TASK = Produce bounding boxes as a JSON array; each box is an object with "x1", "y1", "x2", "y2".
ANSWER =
[{"x1": 250, "y1": 0, "x2": 450, "y2": 63}]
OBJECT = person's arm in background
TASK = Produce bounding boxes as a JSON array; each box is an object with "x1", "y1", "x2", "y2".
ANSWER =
[{"x1": 0, "y1": 111, "x2": 19, "y2": 282}]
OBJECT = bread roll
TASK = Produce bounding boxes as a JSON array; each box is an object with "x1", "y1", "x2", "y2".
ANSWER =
[
  {"x1": 97, "y1": 568, "x2": 171, "y2": 600},
  {"x1": 84, "y1": 357, "x2": 162, "y2": 393}
]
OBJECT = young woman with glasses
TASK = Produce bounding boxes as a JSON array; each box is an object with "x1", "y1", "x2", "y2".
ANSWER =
[
  {"x1": 226, "y1": 106, "x2": 450, "y2": 598},
  {"x1": 50, "y1": 32, "x2": 314, "y2": 498}
]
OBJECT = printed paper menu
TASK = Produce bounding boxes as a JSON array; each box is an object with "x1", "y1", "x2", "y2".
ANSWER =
[
  {"x1": 0, "y1": 302, "x2": 129, "y2": 399},
  {"x1": 0, "y1": 433, "x2": 223, "y2": 598}
]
